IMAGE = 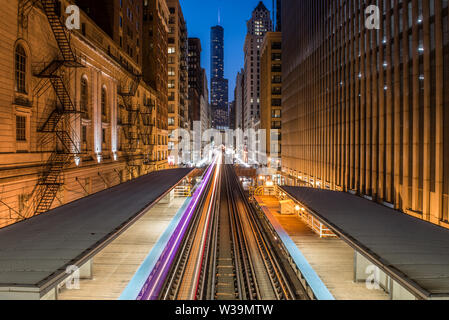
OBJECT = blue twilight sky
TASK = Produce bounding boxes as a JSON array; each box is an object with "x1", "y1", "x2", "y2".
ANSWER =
[{"x1": 181, "y1": 0, "x2": 274, "y2": 101}]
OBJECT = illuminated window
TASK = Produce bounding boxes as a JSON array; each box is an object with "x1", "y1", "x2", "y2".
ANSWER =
[
  {"x1": 15, "y1": 45, "x2": 27, "y2": 93},
  {"x1": 80, "y1": 77, "x2": 88, "y2": 113},
  {"x1": 16, "y1": 116, "x2": 26, "y2": 141},
  {"x1": 101, "y1": 87, "x2": 107, "y2": 117}
]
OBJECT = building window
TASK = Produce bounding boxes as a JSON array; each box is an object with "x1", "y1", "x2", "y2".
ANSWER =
[
  {"x1": 81, "y1": 126, "x2": 88, "y2": 151},
  {"x1": 101, "y1": 87, "x2": 107, "y2": 118},
  {"x1": 82, "y1": 126, "x2": 87, "y2": 143},
  {"x1": 80, "y1": 77, "x2": 88, "y2": 113},
  {"x1": 15, "y1": 45, "x2": 27, "y2": 94},
  {"x1": 272, "y1": 75, "x2": 282, "y2": 84},
  {"x1": 271, "y1": 121, "x2": 281, "y2": 129},
  {"x1": 271, "y1": 53, "x2": 281, "y2": 61},
  {"x1": 16, "y1": 115, "x2": 26, "y2": 141},
  {"x1": 272, "y1": 109, "x2": 281, "y2": 118},
  {"x1": 272, "y1": 98, "x2": 282, "y2": 107},
  {"x1": 272, "y1": 86, "x2": 282, "y2": 95}
]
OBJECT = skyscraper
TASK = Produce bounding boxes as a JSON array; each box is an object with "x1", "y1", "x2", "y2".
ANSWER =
[
  {"x1": 282, "y1": 0, "x2": 449, "y2": 228},
  {"x1": 210, "y1": 25, "x2": 229, "y2": 130},
  {"x1": 188, "y1": 38, "x2": 203, "y2": 129},
  {"x1": 260, "y1": 31, "x2": 282, "y2": 169},
  {"x1": 234, "y1": 70, "x2": 244, "y2": 130},
  {"x1": 243, "y1": 1, "x2": 272, "y2": 130},
  {"x1": 142, "y1": 0, "x2": 170, "y2": 171},
  {"x1": 274, "y1": 0, "x2": 281, "y2": 32},
  {"x1": 166, "y1": 0, "x2": 189, "y2": 165}
]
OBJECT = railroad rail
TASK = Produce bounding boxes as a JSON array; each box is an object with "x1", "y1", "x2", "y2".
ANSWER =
[{"x1": 158, "y1": 156, "x2": 309, "y2": 300}]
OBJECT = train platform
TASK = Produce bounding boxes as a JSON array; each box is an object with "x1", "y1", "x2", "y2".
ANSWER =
[
  {"x1": 59, "y1": 197, "x2": 190, "y2": 300},
  {"x1": 0, "y1": 168, "x2": 193, "y2": 300},
  {"x1": 281, "y1": 187, "x2": 449, "y2": 300},
  {"x1": 255, "y1": 195, "x2": 390, "y2": 300}
]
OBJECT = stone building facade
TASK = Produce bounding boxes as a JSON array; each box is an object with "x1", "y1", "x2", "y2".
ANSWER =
[
  {"x1": 142, "y1": 0, "x2": 169, "y2": 171},
  {"x1": 0, "y1": 0, "x2": 166, "y2": 228}
]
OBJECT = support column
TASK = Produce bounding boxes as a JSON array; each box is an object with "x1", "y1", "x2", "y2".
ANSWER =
[
  {"x1": 402, "y1": 4, "x2": 411, "y2": 213},
  {"x1": 111, "y1": 80, "x2": 118, "y2": 154},
  {"x1": 385, "y1": 4, "x2": 393, "y2": 204},
  {"x1": 160, "y1": 189, "x2": 175, "y2": 204},
  {"x1": 353, "y1": 252, "x2": 373, "y2": 283},
  {"x1": 79, "y1": 259, "x2": 93, "y2": 279},
  {"x1": 411, "y1": 0, "x2": 420, "y2": 212},
  {"x1": 434, "y1": 0, "x2": 444, "y2": 223},
  {"x1": 393, "y1": 2, "x2": 402, "y2": 209},
  {"x1": 422, "y1": 0, "x2": 431, "y2": 221}
]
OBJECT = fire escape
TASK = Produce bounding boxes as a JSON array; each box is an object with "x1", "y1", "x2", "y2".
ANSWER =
[
  {"x1": 141, "y1": 99, "x2": 156, "y2": 171},
  {"x1": 118, "y1": 74, "x2": 143, "y2": 178},
  {"x1": 24, "y1": 0, "x2": 84, "y2": 217}
]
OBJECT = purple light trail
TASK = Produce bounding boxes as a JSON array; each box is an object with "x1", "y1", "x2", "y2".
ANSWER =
[{"x1": 137, "y1": 158, "x2": 217, "y2": 300}]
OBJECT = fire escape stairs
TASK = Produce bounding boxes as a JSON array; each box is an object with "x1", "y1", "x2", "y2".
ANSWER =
[
  {"x1": 24, "y1": 0, "x2": 84, "y2": 217},
  {"x1": 39, "y1": 0, "x2": 81, "y2": 66},
  {"x1": 118, "y1": 74, "x2": 143, "y2": 175}
]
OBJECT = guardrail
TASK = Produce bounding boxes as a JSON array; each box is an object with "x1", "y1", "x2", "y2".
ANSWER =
[
  {"x1": 257, "y1": 185, "x2": 337, "y2": 239},
  {"x1": 298, "y1": 210, "x2": 337, "y2": 238},
  {"x1": 174, "y1": 185, "x2": 191, "y2": 197},
  {"x1": 251, "y1": 199, "x2": 334, "y2": 300}
]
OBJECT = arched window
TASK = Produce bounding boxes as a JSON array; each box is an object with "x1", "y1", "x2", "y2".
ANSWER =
[
  {"x1": 80, "y1": 77, "x2": 88, "y2": 113},
  {"x1": 15, "y1": 45, "x2": 27, "y2": 93},
  {"x1": 101, "y1": 87, "x2": 107, "y2": 118}
]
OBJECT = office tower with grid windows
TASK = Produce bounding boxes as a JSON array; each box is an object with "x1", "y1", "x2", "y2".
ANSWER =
[
  {"x1": 210, "y1": 25, "x2": 229, "y2": 130},
  {"x1": 243, "y1": 1, "x2": 273, "y2": 130},
  {"x1": 282, "y1": 0, "x2": 449, "y2": 228},
  {"x1": 166, "y1": 0, "x2": 189, "y2": 164}
]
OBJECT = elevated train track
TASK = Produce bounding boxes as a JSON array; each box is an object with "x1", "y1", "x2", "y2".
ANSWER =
[{"x1": 158, "y1": 158, "x2": 308, "y2": 301}]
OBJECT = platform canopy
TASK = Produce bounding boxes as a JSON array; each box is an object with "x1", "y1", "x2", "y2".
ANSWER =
[
  {"x1": 0, "y1": 168, "x2": 193, "y2": 293},
  {"x1": 281, "y1": 186, "x2": 449, "y2": 300}
]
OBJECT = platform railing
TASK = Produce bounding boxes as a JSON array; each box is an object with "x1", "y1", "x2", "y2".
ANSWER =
[
  {"x1": 174, "y1": 185, "x2": 191, "y2": 197},
  {"x1": 298, "y1": 210, "x2": 337, "y2": 238},
  {"x1": 257, "y1": 185, "x2": 337, "y2": 238}
]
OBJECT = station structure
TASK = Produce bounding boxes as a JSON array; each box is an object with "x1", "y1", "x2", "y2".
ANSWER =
[{"x1": 1, "y1": 162, "x2": 449, "y2": 300}]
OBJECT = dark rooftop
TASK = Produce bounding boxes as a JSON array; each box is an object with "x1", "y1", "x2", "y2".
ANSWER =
[
  {"x1": 0, "y1": 168, "x2": 193, "y2": 291},
  {"x1": 282, "y1": 186, "x2": 449, "y2": 299}
]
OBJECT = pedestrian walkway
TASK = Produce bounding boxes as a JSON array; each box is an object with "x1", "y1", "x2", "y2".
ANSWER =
[
  {"x1": 58, "y1": 197, "x2": 188, "y2": 300},
  {"x1": 255, "y1": 195, "x2": 390, "y2": 300}
]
